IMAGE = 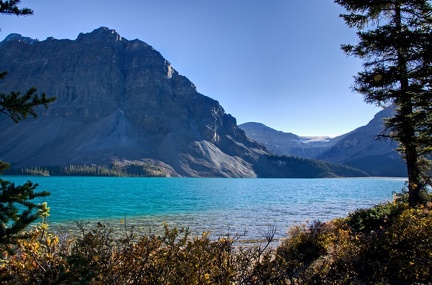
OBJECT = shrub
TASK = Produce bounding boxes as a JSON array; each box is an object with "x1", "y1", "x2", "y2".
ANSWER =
[
  {"x1": 346, "y1": 201, "x2": 408, "y2": 234},
  {"x1": 0, "y1": 223, "x2": 70, "y2": 284},
  {"x1": 271, "y1": 199, "x2": 432, "y2": 284},
  {"x1": 1, "y1": 198, "x2": 431, "y2": 284},
  {"x1": 352, "y1": 203, "x2": 432, "y2": 284}
]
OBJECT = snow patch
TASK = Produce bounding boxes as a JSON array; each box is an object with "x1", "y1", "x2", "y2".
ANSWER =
[
  {"x1": 299, "y1": 136, "x2": 333, "y2": 144},
  {"x1": 167, "y1": 63, "x2": 174, "y2": 79}
]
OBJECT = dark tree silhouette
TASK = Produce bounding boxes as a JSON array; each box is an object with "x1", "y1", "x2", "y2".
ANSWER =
[
  {"x1": 335, "y1": 0, "x2": 432, "y2": 206},
  {"x1": 0, "y1": 0, "x2": 33, "y2": 16},
  {"x1": 0, "y1": 0, "x2": 53, "y2": 246},
  {"x1": 0, "y1": 72, "x2": 55, "y2": 123}
]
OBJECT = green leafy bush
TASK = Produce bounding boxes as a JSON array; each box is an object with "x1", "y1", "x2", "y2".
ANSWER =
[{"x1": 346, "y1": 201, "x2": 407, "y2": 233}]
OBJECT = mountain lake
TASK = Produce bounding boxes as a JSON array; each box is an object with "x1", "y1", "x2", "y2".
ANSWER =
[{"x1": 2, "y1": 176, "x2": 406, "y2": 241}]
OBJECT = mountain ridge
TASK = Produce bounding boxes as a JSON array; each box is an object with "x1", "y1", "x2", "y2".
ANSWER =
[
  {"x1": 239, "y1": 122, "x2": 345, "y2": 159},
  {"x1": 0, "y1": 27, "x2": 367, "y2": 178},
  {"x1": 240, "y1": 106, "x2": 406, "y2": 177},
  {"x1": 0, "y1": 27, "x2": 263, "y2": 177}
]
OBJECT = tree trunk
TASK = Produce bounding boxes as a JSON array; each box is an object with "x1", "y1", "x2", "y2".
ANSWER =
[{"x1": 395, "y1": 5, "x2": 422, "y2": 206}]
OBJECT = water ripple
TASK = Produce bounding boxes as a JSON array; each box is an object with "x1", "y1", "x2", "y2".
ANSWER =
[{"x1": 3, "y1": 176, "x2": 406, "y2": 240}]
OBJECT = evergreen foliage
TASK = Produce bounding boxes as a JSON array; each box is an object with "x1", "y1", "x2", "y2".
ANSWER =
[
  {"x1": 0, "y1": 72, "x2": 56, "y2": 123},
  {"x1": 335, "y1": 0, "x2": 432, "y2": 206},
  {"x1": 0, "y1": 0, "x2": 32, "y2": 17},
  {"x1": 1, "y1": 2, "x2": 55, "y2": 124},
  {"x1": 0, "y1": 179, "x2": 49, "y2": 245},
  {"x1": 266, "y1": 154, "x2": 368, "y2": 177},
  {"x1": 4, "y1": 163, "x2": 169, "y2": 177},
  {"x1": 3, "y1": 158, "x2": 367, "y2": 178},
  {"x1": 0, "y1": 1, "x2": 52, "y2": 246}
]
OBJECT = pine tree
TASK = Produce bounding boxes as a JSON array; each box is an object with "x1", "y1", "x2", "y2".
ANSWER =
[
  {"x1": 0, "y1": 0, "x2": 33, "y2": 16},
  {"x1": 335, "y1": 0, "x2": 432, "y2": 206},
  {"x1": 0, "y1": 1, "x2": 55, "y2": 122},
  {"x1": 0, "y1": 72, "x2": 55, "y2": 123},
  {"x1": 0, "y1": 0, "x2": 53, "y2": 245},
  {"x1": 0, "y1": 179, "x2": 50, "y2": 245}
]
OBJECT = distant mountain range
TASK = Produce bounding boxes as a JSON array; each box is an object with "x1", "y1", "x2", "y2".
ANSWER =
[
  {"x1": 0, "y1": 27, "x2": 366, "y2": 178},
  {"x1": 239, "y1": 122, "x2": 343, "y2": 158},
  {"x1": 240, "y1": 106, "x2": 407, "y2": 177}
]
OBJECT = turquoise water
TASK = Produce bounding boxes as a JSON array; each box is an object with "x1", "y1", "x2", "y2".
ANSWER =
[{"x1": 2, "y1": 176, "x2": 406, "y2": 239}]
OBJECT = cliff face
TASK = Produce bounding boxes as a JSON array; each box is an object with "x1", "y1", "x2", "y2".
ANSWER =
[{"x1": 0, "y1": 27, "x2": 266, "y2": 177}]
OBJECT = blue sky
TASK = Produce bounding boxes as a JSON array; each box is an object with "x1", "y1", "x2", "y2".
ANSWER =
[{"x1": 0, "y1": 0, "x2": 382, "y2": 136}]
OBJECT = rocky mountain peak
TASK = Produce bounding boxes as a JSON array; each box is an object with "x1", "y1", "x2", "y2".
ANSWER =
[
  {"x1": 0, "y1": 27, "x2": 266, "y2": 177},
  {"x1": 0, "y1": 27, "x2": 367, "y2": 178},
  {"x1": 76, "y1": 26, "x2": 124, "y2": 43},
  {"x1": 2, "y1": 33, "x2": 38, "y2": 44}
]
